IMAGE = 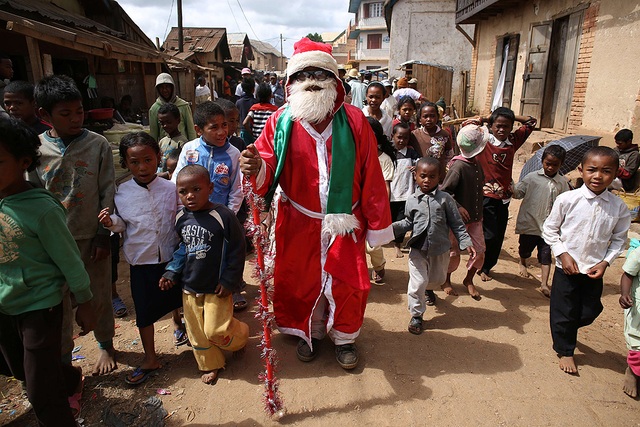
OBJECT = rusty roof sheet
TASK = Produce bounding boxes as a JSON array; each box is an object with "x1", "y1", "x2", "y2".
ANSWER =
[
  {"x1": 0, "y1": 0, "x2": 123, "y2": 36},
  {"x1": 163, "y1": 27, "x2": 231, "y2": 61},
  {"x1": 250, "y1": 39, "x2": 283, "y2": 58},
  {"x1": 226, "y1": 32, "x2": 248, "y2": 45}
]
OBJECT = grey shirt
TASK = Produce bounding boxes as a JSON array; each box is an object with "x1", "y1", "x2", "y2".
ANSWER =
[{"x1": 392, "y1": 188, "x2": 472, "y2": 256}]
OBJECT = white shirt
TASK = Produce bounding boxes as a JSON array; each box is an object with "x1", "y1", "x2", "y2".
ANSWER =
[
  {"x1": 362, "y1": 106, "x2": 393, "y2": 140},
  {"x1": 542, "y1": 185, "x2": 631, "y2": 274},
  {"x1": 381, "y1": 96, "x2": 397, "y2": 120},
  {"x1": 107, "y1": 177, "x2": 180, "y2": 265}
]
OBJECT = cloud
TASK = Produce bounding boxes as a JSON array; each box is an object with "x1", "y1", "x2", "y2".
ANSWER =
[{"x1": 118, "y1": 0, "x2": 352, "y2": 56}]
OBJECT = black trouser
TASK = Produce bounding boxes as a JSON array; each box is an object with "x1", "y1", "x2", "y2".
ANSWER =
[
  {"x1": 0, "y1": 304, "x2": 80, "y2": 426},
  {"x1": 549, "y1": 268, "x2": 604, "y2": 357},
  {"x1": 481, "y1": 197, "x2": 510, "y2": 274}
]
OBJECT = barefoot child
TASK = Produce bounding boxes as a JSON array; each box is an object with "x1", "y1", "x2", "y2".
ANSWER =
[
  {"x1": 160, "y1": 165, "x2": 249, "y2": 384},
  {"x1": 98, "y1": 132, "x2": 186, "y2": 385},
  {"x1": 392, "y1": 157, "x2": 476, "y2": 334},
  {"x1": 543, "y1": 146, "x2": 631, "y2": 374},
  {"x1": 513, "y1": 145, "x2": 570, "y2": 297},
  {"x1": 620, "y1": 245, "x2": 640, "y2": 397},
  {"x1": 390, "y1": 122, "x2": 420, "y2": 259},
  {"x1": 0, "y1": 117, "x2": 95, "y2": 424},
  {"x1": 440, "y1": 124, "x2": 488, "y2": 300},
  {"x1": 28, "y1": 75, "x2": 117, "y2": 376},
  {"x1": 472, "y1": 108, "x2": 537, "y2": 281}
]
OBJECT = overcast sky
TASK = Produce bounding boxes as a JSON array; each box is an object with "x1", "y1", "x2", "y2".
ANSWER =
[{"x1": 118, "y1": 0, "x2": 353, "y2": 57}]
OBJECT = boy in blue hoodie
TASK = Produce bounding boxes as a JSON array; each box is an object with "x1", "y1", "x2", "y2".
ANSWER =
[{"x1": 0, "y1": 117, "x2": 95, "y2": 425}]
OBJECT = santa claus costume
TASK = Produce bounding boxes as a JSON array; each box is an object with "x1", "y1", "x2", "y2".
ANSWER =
[{"x1": 252, "y1": 38, "x2": 393, "y2": 369}]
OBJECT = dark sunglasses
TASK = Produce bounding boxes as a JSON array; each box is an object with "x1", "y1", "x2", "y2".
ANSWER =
[{"x1": 292, "y1": 70, "x2": 331, "y2": 82}]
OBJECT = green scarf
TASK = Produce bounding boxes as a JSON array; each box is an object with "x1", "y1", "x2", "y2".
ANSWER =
[{"x1": 266, "y1": 106, "x2": 356, "y2": 218}]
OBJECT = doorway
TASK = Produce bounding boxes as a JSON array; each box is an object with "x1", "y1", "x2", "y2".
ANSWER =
[{"x1": 520, "y1": 9, "x2": 583, "y2": 131}]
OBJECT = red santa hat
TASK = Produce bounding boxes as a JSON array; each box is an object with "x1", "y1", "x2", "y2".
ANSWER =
[{"x1": 286, "y1": 37, "x2": 339, "y2": 79}]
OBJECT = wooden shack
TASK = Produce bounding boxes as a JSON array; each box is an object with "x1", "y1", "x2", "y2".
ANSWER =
[{"x1": 403, "y1": 61, "x2": 454, "y2": 106}]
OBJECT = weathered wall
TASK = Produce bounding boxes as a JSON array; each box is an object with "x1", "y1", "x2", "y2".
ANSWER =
[
  {"x1": 388, "y1": 0, "x2": 474, "y2": 110},
  {"x1": 471, "y1": 0, "x2": 640, "y2": 138}
]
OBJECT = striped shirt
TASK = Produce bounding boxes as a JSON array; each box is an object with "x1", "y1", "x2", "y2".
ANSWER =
[{"x1": 248, "y1": 103, "x2": 278, "y2": 137}]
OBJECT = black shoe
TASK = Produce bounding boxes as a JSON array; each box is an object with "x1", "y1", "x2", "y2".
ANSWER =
[
  {"x1": 425, "y1": 290, "x2": 436, "y2": 306},
  {"x1": 296, "y1": 338, "x2": 320, "y2": 362},
  {"x1": 335, "y1": 343, "x2": 359, "y2": 370},
  {"x1": 408, "y1": 316, "x2": 423, "y2": 335}
]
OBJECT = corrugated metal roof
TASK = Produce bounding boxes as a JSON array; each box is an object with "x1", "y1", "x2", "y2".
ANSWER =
[
  {"x1": 228, "y1": 45, "x2": 244, "y2": 63},
  {"x1": 163, "y1": 27, "x2": 231, "y2": 61},
  {"x1": 226, "y1": 32, "x2": 248, "y2": 45},
  {"x1": 250, "y1": 39, "x2": 283, "y2": 58},
  {"x1": 0, "y1": 0, "x2": 123, "y2": 36}
]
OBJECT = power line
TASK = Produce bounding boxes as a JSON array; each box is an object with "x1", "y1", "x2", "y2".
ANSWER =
[
  {"x1": 162, "y1": 0, "x2": 176, "y2": 44},
  {"x1": 235, "y1": 0, "x2": 260, "y2": 42},
  {"x1": 226, "y1": 0, "x2": 241, "y2": 32}
]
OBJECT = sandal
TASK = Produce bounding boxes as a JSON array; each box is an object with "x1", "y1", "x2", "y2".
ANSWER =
[
  {"x1": 425, "y1": 290, "x2": 436, "y2": 306},
  {"x1": 174, "y1": 328, "x2": 189, "y2": 346},
  {"x1": 408, "y1": 316, "x2": 423, "y2": 335},
  {"x1": 112, "y1": 296, "x2": 127, "y2": 318},
  {"x1": 125, "y1": 366, "x2": 159, "y2": 386},
  {"x1": 233, "y1": 293, "x2": 248, "y2": 312},
  {"x1": 371, "y1": 268, "x2": 385, "y2": 285}
]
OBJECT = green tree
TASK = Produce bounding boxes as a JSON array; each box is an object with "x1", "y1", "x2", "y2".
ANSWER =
[{"x1": 306, "y1": 33, "x2": 323, "y2": 42}]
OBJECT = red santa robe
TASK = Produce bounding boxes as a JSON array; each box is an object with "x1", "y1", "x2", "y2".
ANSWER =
[{"x1": 254, "y1": 80, "x2": 393, "y2": 346}]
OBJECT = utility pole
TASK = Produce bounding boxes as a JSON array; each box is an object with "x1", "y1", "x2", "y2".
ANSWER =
[
  {"x1": 280, "y1": 33, "x2": 284, "y2": 71},
  {"x1": 177, "y1": 0, "x2": 184, "y2": 53}
]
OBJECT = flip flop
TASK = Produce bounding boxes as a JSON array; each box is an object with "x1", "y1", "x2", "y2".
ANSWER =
[
  {"x1": 112, "y1": 296, "x2": 127, "y2": 318},
  {"x1": 174, "y1": 328, "x2": 189, "y2": 346},
  {"x1": 233, "y1": 293, "x2": 248, "y2": 312},
  {"x1": 125, "y1": 366, "x2": 159, "y2": 386}
]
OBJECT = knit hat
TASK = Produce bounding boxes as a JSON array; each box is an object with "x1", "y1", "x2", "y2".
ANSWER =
[
  {"x1": 397, "y1": 77, "x2": 408, "y2": 88},
  {"x1": 241, "y1": 67, "x2": 252, "y2": 75},
  {"x1": 347, "y1": 68, "x2": 360, "y2": 79},
  {"x1": 155, "y1": 73, "x2": 175, "y2": 87},
  {"x1": 457, "y1": 124, "x2": 488, "y2": 158},
  {"x1": 287, "y1": 37, "x2": 339, "y2": 79},
  {"x1": 435, "y1": 96, "x2": 446, "y2": 112}
]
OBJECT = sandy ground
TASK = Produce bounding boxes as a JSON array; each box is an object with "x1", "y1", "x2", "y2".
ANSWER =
[{"x1": 2, "y1": 134, "x2": 640, "y2": 426}]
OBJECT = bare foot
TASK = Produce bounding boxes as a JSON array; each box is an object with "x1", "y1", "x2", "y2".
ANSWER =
[
  {"x1": 559, "y1": 356, "x2": 578, "y2": 374},
  {"x1": 539, "y1": 286, "x2": 551, "y2": 298},
  {"x1": 441, "y1": 281, "x2": 458, "y2": 296},
  {"x1": 518, "y1": 264, "x2": 529, "y2": 278},
  {"x1": 201, "y1": 370, "x2": 219, "y2": 385},
  {"x1": 92, "y1": 347, "x2": 117, "y2": 376},
  {"x1": 623, "y1": 367, "x2": 638, "y2": 398},
  {"x1": 395, "y1": 247, "x2": 404, "y2": 258},
  {"x1": 478, "y1": 271, "x2": 493, "y2": 282},
  {"x1": 464, "y1": 279, "x2": 481, "y2": 301}
]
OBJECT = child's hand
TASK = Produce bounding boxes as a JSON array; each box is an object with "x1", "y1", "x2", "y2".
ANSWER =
[
  {"x1": 75, "y1": 301, "x2": 96, "y2": 336},
  {"x1": 159, "y1": 277, "x2": 175, "y2": 291},
  {"x1": 620, "y1": 294, "x2": 634, "y2": 309},
  {"x1": 466, "y1": 245, "x2": 477, "y2": 259},
  {"x1": 458, "y1": 206, "x2": 470, "y2": 223},
  {"x1": 559, "y1": 253, "x2": 580, "y2": 275},
  {"x1": 214, "y1": 284, "x2": 232, "y2": 298},
  {"x1": 586, "y1": 261, "x2": 608, "y2": 279},
  {"x1": 98, "y1": 207, "x2": 113, "y2": 227}
]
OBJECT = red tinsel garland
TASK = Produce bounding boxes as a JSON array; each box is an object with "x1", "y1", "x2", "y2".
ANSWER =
[{"x1": 243, "y1": 177, "x2": 284, "y2": 416}]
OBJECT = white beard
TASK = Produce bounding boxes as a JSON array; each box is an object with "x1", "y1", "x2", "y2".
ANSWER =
[{"x1": 287, "y1": 78, "x2": 338, "y2": 124}]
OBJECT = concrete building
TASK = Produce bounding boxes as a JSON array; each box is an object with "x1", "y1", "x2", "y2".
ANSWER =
[
  {"x1": 347, "y1": 0, "x2": 390, "y2": 71},
  {"x1": 384, "y1": 0, "x2": 474, "y2": 113},
  {"x1": 458, "y1": 0, "x2": 640, "y2": 140},
  {"x1": 321, "y1": 31, "x2": 356, "y2": 69}
]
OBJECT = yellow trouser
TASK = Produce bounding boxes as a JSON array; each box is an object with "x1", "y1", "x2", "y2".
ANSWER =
[{"x1": 182, "y1": 293, "x2": 249, "y2": 371}]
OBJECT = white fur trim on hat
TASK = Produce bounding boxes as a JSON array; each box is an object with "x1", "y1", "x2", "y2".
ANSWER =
[{"x1": 287, "y1": 50, "x2": 339, "y2": 79}]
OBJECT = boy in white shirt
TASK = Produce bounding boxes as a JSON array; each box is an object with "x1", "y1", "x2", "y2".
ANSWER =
[{"x1": 542, "y1": 146, "x2": 631, "y2": 375}]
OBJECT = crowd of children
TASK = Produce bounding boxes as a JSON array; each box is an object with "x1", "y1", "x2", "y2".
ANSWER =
[{"x1": 2, "y1": 69, "x2": 640, "y2": 426}]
